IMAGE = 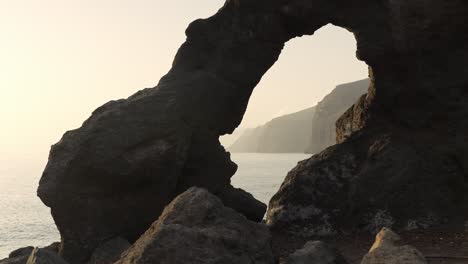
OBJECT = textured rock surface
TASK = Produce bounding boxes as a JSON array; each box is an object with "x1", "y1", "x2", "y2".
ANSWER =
[
  {"x1": 8, "y1": 248, "x2": 34, "y2": 259},
  {"x1": 0, "y1": 256, "x2": 28, "y2": 264},
  {"x1": 0, "y1": 244, "x2": 61, "y2": 264},
  {"x1": 229, "y1": 107, "x2": 316, "y2": 153},
  {"x1": 305, "y1": 79, "x2": 368, "y2": 154},
  {"x1": 87, "y1": 237, "x2": 130, "y2": 264},
  {"x1": 116, "y1": 187, "x2": 274, "y2": 264},
  {"x1": 38, "y1": 0, "x2": 468, "y2": 261},
  {"x1": 361, "y1": 228, "x2": 426, "y2": 264},
  {"x1": 268, "y1": 0, "x2": 468, "y2": 234},
  {"x1": 26, "y1": 248, "x2": 68, "y2": 264},
  {"x1": 285, "y1": 241, "x2": 347, "y2": 264}
]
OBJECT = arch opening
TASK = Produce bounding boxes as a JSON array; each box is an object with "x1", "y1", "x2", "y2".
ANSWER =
[{"x1": 220, "y1": 24, "x2": 369, "y2": 205}]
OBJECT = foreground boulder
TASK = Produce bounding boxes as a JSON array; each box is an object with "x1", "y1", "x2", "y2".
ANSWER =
[
  {"x1": 8, "y1": 248, "x2": 34, "y2": 260},
  {"x1": 0, "y1": 244, "x2": 61, "y2": 264},
  {"x1": 361, "y1": 228, "x2": 426, "y2": 264},
  {"x1": 285, "y1": 241, "x2": 347, "y2": 264},
  {"x1": 116, "y1": 187, "x2": 274, "y2": 264}
]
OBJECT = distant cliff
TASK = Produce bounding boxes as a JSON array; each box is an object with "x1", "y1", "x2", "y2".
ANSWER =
[
  {"x1": 306, "y1": 79, "x2": 369, "y2": 154},
  {"x1": 229, "y1": 107, "x2": 316, "y2": 153},
  {"x1": 229, "y1": 79, "x2": 368, "y2": 153}
]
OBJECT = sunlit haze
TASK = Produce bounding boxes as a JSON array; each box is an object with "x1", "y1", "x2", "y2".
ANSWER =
[{"x1": 0, "y1": 0, "x2": 367, "y2": 171}]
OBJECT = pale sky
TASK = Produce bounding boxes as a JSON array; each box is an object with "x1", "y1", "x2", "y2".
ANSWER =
[{"x1": 0, "y1": 0, "x2": 367, "y2": 172}]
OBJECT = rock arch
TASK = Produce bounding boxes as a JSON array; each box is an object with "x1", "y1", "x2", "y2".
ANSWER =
[{"x1": 38, "y1": 0, "x2": 468, "y2": 262}]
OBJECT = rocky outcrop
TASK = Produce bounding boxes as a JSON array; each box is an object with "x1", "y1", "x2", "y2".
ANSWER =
[
  {"x1": 285, "y1": 241, "x2": 347, "y2": 264},
  {"x1": 8, "y1": 248, "x2": 34, "y2": 260},
  {"x1": 229, "y1": 107, "x2": 316, "y2": 153},
  {"x1": 268, "y1": 1, "x2": 468, "y2": 235},
  {"x1": 26, "y1": 248, "x2": 68, "y2": 264},
  {"x1": 306, "y1": 79, "x2": 368, "y2": 154},
  {"x1": 361, "y1": 228, "x2": 426, "y2": 264},
  {"x1": 116, "y1": 187, "x2": 274, "y2": 264},
  {"x1": 38, "y1": 0, "x2": 468, "y2": 262},
  {"x1": 0, "y1": 244, "x2": 60, "y2": 264}
]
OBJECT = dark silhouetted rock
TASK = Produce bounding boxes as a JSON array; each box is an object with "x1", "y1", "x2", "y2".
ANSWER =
[
  {"x1": 42, "y1": 244, "x2": 59, "y2": 255},
  {"x1": 285, "y1": 241, "x2": 347, "y2": 264},
  {"x1": 0, "y1": 257, "x2": 28, "y2": 264},
  {"x1": 229, "y1": 107, "x2": 316, "y2": 153},
  {"x1": 305, "y1": 79, "x2": 368, "y2": 154},
  {"x1": 268, "y1": 0, "x2": 468, "y2": 234},
  {"x1": 1, "y1": 247, "x2": 33, "y2": 264},
  {"x1": 87, "y1": 237, "x2": 130, "y2": 264},
  {"x1": 116, "y1": 187, "x2": 274, "y2": 264},
  {"x1": 1, "y1": 245, "x2": 60, "y2": 264},
  {"x1": 360, "y1": 228, "x2": 426, "y2": 264},
  {"x1": 26, "y1": 248, "x2": 68, "y2": 264},
  {"x1": 9, "y1": 247, "x2": 34, "y2": 259},
  {"x1": 37, "y1": 0, "x2": 468, "y2": 262}
]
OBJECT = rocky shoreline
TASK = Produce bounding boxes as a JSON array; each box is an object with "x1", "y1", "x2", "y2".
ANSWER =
[{"x1": 1, "y1": 188, "x2": 434, "y2": 264}]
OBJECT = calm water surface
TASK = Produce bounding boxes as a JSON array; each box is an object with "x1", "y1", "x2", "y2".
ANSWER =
[{"x1": 0, "y1": 153, "x2": 309, "y2": 258}]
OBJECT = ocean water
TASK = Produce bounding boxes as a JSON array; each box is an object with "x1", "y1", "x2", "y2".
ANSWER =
[{"x1": 0, "y1": 153, "x2": 309, "y2": 258}]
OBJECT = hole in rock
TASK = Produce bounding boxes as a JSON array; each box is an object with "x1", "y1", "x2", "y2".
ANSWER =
[{"x1": 220, "y1": 25, "x2": 369, "y2": 205}]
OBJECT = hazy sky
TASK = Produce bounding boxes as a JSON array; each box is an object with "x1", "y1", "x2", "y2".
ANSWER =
[{"x1": 0, "y1": 0, "x2": 367, "y2": 170}]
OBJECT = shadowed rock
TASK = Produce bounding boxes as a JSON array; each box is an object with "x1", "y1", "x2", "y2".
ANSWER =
[
  {"x1": 8, "y1": 248, "x2": 34, "y2": 259},
  {"x1": 115, "y1": 187, "x2": 274, "y2": 264},
  {"x1": 268, "y1": 1, "x2": 468, "y2": 234},
  {"x1": 26, "y1": 248, "x2": 68, "y2": 264},
  {"x1": 87, "y1": 237, "x2": 130, "y2": 264},
  {"x1": 285, "y1": 241, "x2": 348, "y2": 264}
]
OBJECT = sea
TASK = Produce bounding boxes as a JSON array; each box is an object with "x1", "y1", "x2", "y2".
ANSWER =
[{"x1": 0, "y1": 153, "x2": 310, "y2": 258}]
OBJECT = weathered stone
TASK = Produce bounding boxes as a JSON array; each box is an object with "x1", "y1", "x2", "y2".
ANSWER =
[
  {"x1": 9, "y1": 247, "x2": 34, "y2": 259},
  {"x1": 26, "y1": 248, "x2": 68, "y2": 264},
  {"x1": 37, "y1": 0, "x2": 468, "y2": 261},
  {"x1": 116, "y1": 187, "x2": 274, "y2": 264},
  {"x1": 87, "y1": 237, "x2": 130, "y2": 264},
  {"x1": 285, "y1": 241, "x2": 348, "y2": 264},
  {"x1": 42, "y1": 244, "x2": 59, "y2": 255},
  {"x1": 0, "y1": 255, "x2": 29, "y2": 264},
  {"x1": 268, "y1": 1, "x2": 468, "y2": 233},
  {"x1": 1, "y1": 245, "x2": 60, "y2": 264},
  {"x1": 361, "y1": 228, "x2": 427, "y2": 264}
]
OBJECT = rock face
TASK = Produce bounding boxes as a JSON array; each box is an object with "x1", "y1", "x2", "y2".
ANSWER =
[
  {"x1": 229, "y1": 107, "x2": 316, "y2": 153},
  {"x1": 361, "y1": 228, "x2": 427, "y2": 264},
  {"x1": 38, "y1": 0, "x2": 468, "y2": 261},
  {"x1": 116, "y1": 187, "x2": 274, "y2": 264},
  {"x1": 267, "y1": 1, "x2": 468, "y2": 234},
  {"x1": 285, "y1": 241, "x2": 347, "y2": 264},
  {"x1": 305, "y1": 79, "x2": 368, "y2": 154}
]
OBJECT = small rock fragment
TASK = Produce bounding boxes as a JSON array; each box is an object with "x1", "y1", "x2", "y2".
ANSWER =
[
  {"x1": 285, "y1": 241, "x2": 348, "y2": 264},
  {"x1": 361, "y1": 228, "x2": 427, "y2": 264}
]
